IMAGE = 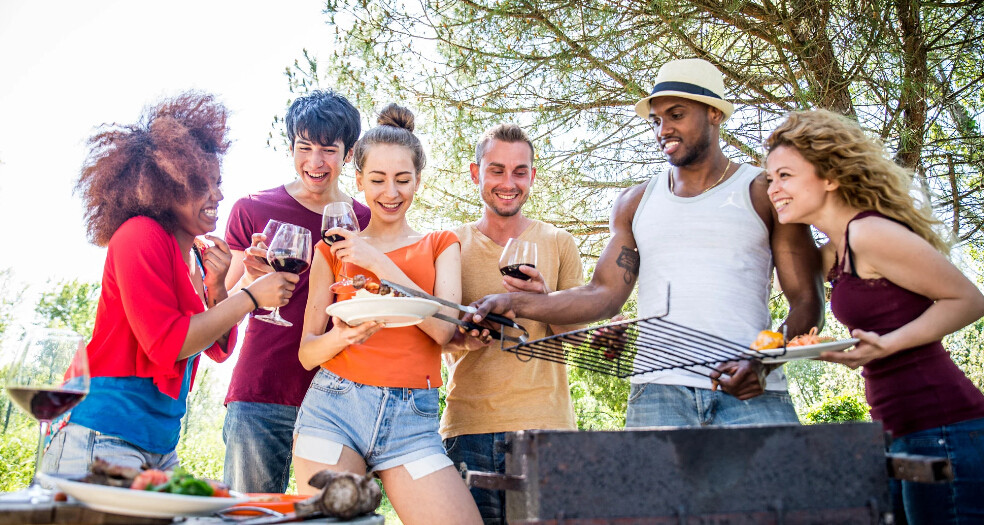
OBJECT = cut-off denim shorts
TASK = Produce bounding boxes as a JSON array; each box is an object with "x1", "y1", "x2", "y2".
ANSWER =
[
  {"x1": 40, "y1": 422, "x2": 179, "y2": 477},
  {"x1": 294, "y1": 368, "x2": 450, "y2": 474}
]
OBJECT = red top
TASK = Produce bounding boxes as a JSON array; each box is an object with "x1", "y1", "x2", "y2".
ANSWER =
[
  {"x1": 829, "y1": 211, "x2": 984, "y2": 436},
  {"x1": 318, "y1": 231, "x2": 458, "y2": 388},
  {"x1": 86, "y1": 216, "x2": 237, "y2": 399}
]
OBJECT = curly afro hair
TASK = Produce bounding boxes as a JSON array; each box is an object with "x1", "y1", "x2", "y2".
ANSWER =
[{"x1": 76, "y1": 91, "x2": 230, "y2": 246}]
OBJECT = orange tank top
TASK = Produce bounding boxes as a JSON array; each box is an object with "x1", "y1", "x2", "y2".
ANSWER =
[{"x1": 316, "y1": 230, "x2": 459, "y2": 388}]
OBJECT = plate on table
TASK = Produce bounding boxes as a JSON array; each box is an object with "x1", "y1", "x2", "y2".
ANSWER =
[
  {"x1": 757, "y1": 339, "x2": 860, "y2": 364},
  {"x1": 325, "y1": 297, "x2": 440, "y2": 328},
  {"x1": 37, "y1": 473, "x2": 248, "y2": 518}
]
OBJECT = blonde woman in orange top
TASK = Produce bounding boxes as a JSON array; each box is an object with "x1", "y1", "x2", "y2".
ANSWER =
[{"x1": 293, "y1": 104, "x2": 481, "y2": 525}]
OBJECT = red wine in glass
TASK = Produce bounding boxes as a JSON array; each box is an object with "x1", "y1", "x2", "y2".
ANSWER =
[
  {"x1": 255, "y1": 223, "x2": 312, "y2": 327},
  {"x1": 498, "y1": 239, "x2": 538, "y2": 282},
  {"x1": 7, "y1": 387, "x2": 86, "y2": 421},
  {"x1": 322, "y1": 232, "x2": 346, "y2": 245},
  {"x1": 2, "y1": 328, "x2": 89, "y2": 503},
  {"x1": 269, "y1": 248, "x2": 311, "y2": 274},
  {"x1": 322, "y1": 202, "x2": 360, "y2": 245},
  {"x1": 499, "y1": 263, "x2": 536, "y2": 281}
]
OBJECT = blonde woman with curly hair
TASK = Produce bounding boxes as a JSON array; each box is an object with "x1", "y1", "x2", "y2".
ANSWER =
[{"x1": 764, "y1": 109, "x2": 984, "y2": 524}]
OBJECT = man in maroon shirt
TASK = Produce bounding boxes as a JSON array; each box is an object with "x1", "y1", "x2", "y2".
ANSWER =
[{"x1": 222, "y1": 91, "x2": 370, "y2": 493}]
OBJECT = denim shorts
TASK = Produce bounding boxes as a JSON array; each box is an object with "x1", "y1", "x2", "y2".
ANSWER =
[
  {"x1": 625, "y1": 383, "x2": 800, "y2": 428},
  {"x1": 294, "y1": 369, "x2": 450, "y2": 474},
  {"x1": 40, "y1": 422, "x2": 179, "y2": 477}
]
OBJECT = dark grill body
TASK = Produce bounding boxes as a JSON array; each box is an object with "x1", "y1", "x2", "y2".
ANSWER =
[{"x1": 489, "y1": 423, "x2": 892, "y2": 524}]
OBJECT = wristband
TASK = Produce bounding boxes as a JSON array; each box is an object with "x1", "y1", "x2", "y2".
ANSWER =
[{"x1": 242, "y1": 288, "x2": 260, "y2": 310}]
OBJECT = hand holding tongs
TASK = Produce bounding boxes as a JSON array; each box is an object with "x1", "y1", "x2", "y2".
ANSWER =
[{"x1": 380, "y1": 279, "x2": 529, "y2": 344}]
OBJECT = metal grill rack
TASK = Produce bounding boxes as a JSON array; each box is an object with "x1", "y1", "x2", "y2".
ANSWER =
[{"x1": 502, "y1": 315, "x2": 785, "y2": 378}]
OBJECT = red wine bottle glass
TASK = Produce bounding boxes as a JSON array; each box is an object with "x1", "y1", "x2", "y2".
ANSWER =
[
  {"x1": 254, "y1": 224, "x2": 312, "y2": 327},
  {"x1": 2, "y1": 328, "x2": 88, "y2": 502},
  {"x1": 322, "y1": 202, "x2": 361, "y2": 292},
  {"x1": 499, "y1": 238, "x2": 538, "y2": 281}
]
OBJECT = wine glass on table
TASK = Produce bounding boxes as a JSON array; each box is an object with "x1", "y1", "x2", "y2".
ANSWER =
[
  {"x1": 254, "y1": 224, "x2": 312, "y2": 327},
  {"x1": 322, "y1": 202, "x2": 362, "y2": 293},
  {"x1": 499, "y1": 238, "x2": 538, "y2": 281},
  {"x1": 2, "y1": 328, "x2": 88, "y2": 502}
]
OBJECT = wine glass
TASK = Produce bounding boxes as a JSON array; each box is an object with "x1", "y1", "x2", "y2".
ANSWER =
[
  {"x1": 322, "y1": 202, "x2": 362, "y2": 292},
  {"x1": 254, "y1": 219, "x2": 289, "y2": 265},
  {"x1": 2, "y1": 328, "x2": 88, "y2": 502},
  {"x1": 499, "y1": 238, "x2": 538, "y2": 281},
  {"x1": 254, "y1": 224, "x2": 312, "y2": 327},
  {"x1": 321, "y1": 202, "x2": 360, "y2": 246}
]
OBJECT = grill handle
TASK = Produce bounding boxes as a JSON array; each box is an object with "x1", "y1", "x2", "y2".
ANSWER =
[
  {"x1": 465, "y1": 471, "x2": 527, "y2": 492},
  {"x1": 886, "y1": 453, "x2": 953, "y2": 483}
]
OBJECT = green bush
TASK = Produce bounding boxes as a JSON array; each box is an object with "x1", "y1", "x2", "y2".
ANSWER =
[
  {"x1": 802, "y1": 394, "x2": 871, "y2": 424},
  {"x1": 0, "y1": 415, "x2": 36, "y2": 492}
]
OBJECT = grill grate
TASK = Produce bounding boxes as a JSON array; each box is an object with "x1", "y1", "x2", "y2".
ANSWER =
[{"x1": 502, "y1": 315, "x2": 784, "y2": 378}]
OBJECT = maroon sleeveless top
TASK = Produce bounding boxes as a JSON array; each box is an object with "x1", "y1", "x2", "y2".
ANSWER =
[{"x1": 829, "y1": 211, "x2": 984, "y2": 436}]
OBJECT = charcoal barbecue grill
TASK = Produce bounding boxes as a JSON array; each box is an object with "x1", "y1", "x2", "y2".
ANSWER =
[
  {"x1": 501, "y1": 314, "x2": 768, "y2": 379},
  {"x1": 472, "y1": 314, "x2": 951, "y2": 523},
  {"x1": 466, "y1": 424, "x2": 951, "y2": 524}
]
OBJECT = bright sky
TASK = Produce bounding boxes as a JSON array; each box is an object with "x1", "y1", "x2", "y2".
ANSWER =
[{"x1": 0, "y1": 0, "x2": 343, "y2": 324}]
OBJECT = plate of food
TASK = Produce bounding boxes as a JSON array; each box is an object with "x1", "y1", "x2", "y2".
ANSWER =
[
  {"x1": 38, "y1": 462, "x2": 247, "y2": 518},
  {"x1": 325, "y1": 296, "x2": 440, "y2": 328},
  {"x1": 757, "y1": 339, "x2": 859, "y2": 364}
]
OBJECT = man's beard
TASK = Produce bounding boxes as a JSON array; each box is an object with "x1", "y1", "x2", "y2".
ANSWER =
[
  {"x1": 485, "y1": 192, "x2": 526, "y2": 217},
  {"x1": 667, "y1": 127, "x2": 714, "y2": 168}
]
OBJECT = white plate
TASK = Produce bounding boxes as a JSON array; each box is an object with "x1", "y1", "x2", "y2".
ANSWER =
[
  {"x1": 325, "y1": 296, "x2": 440, "y2": 328},
  {"x1": 756, "y1": 339, "x2": 860, "y2": 364},
  {"x1": 37, "y1": 473, "x2": 248, "y2": 518}
]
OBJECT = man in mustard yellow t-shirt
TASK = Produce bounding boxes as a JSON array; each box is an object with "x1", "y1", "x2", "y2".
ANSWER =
[{"x1": 441, "y1": 124, "x2": 584, "y2": 524}]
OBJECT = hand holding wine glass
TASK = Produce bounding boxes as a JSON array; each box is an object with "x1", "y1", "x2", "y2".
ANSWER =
[
  {"x1": 499, "y1": 238, "x2": 538, "y2": 281},
  {"x1": 2, "y1": 328, "x2": 88, "y2": 502},
  {"x1": 254, "y1": 224, "x2": 312, "y2": 327},
  {"x1": 321, "y1": 202, "x2": 360, "y2": 246},
  {"x1": 322, "y1": 202, "x2": 364, "y2": 293}
]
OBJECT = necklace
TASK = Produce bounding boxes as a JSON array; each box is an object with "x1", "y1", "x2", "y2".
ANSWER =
[{"x1": 669, "y1": 160, "x2": 732, "y2": 197}]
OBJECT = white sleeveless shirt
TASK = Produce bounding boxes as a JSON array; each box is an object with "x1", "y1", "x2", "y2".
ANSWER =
[{"x1": 630, "y1": 163, "x2": 787, "y2": 390}]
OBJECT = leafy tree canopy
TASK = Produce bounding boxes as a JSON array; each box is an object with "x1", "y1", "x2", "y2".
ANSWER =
[
  {"x1": 34, "y1": 279, "x2": 99, "y2": 340},
  {"x1": 284, "y1": 0, "x2": 983, "y2": 255}
]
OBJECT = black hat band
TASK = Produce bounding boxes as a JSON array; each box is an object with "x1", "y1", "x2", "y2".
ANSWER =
[{"x1": 649, "y1": 81, "x2": 723, "y2": 100}]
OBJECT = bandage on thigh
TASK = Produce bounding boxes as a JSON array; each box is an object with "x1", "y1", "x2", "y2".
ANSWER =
[
  {"x1": 294, "y1": 434, "x2": 344, "y2": 465},
  {"x1": 402, "y1": 453, "x2": 454, "y2": 480}
]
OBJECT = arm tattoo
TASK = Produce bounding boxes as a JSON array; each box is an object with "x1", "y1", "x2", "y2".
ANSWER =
[{"x1": 616, "y1": 246, "x2": 640, "y2": 284}]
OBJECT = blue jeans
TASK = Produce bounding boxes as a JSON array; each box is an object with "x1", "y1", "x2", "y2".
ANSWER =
[
  {"x1": 223, "y1": 402, "x2": 298, "y2": 493},
  {"x1": 625, "y1": 384, "x2": 800, "y2": 427},
  {"x1": 888, "y1": 417, "x2": 984, "y2": 524},
  {"x1": 40, "y1": 423, "x2": 178, "y2": 477},
  {"x1": 444, "y1": 432, "x2": 506, "y2": 525}
]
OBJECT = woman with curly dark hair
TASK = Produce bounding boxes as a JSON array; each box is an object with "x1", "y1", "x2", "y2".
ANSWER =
[
  {"x1": 764, "y1": 109, "x2": 984, "y2": 523},
  {"x1": 40, "y1": 92, "x2": 298, "y2": 475}
]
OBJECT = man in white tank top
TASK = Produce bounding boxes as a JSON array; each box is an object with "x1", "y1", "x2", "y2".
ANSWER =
[{"x1": 470, "y1": 58, "x2": 824, "y2": 427}]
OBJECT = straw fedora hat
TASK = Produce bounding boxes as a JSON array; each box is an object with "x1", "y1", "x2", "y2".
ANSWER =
[{"x1": 634, "y1": 58, "x2": 735, "y2": 122}]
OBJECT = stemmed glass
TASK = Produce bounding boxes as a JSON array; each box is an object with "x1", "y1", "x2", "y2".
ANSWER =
[
  {"x1": 321, "y1": 202, "x2": 360, "y2": 246},
  {"x1": 499, "y1": 238, "x2": 538, "y2": 281},
  {"x1": 2, "y1": 328, "x2": 88, "y2": 502},
  {"x1": 254, "y1": 224, "x2": 312, "y2": 327},
  {"x1": 322, "y1": 202, "x2": 362, "y2": 293},
  {"x1": 257, "y1": 219, "x2": 289, "y2": 264}
]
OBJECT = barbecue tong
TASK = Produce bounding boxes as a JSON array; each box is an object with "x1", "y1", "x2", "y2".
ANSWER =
[{"x1": 380, "y1": 280, "x2": 529, "y2": 344}]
